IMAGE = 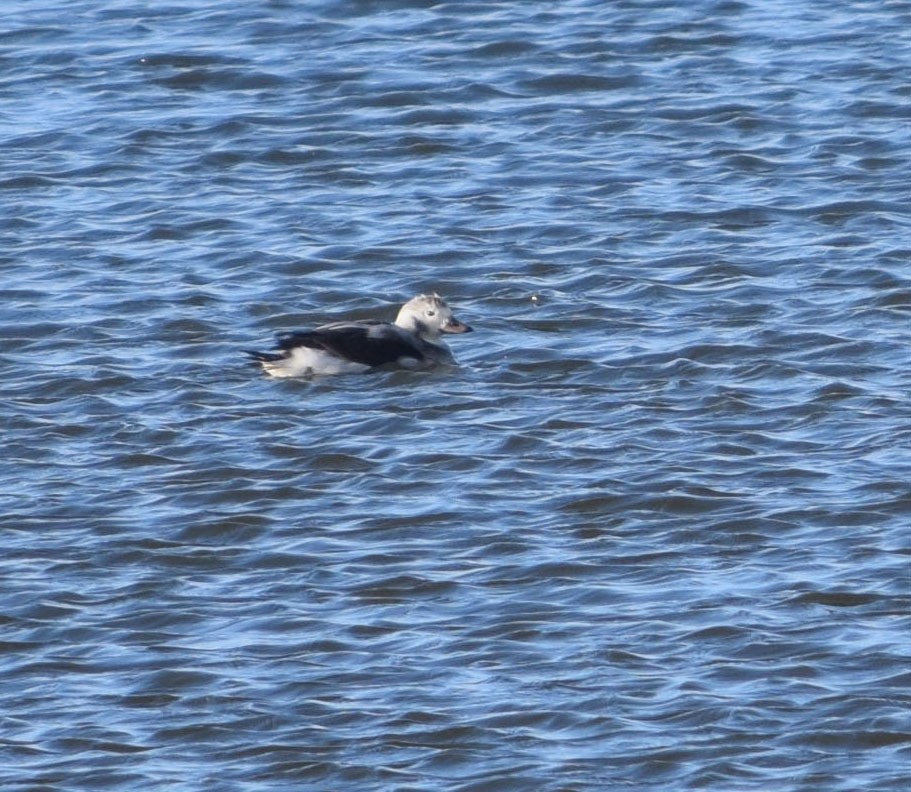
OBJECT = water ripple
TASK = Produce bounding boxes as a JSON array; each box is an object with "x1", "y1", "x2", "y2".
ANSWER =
[{"x1": 4, "y1": 0, "x2": 911, "y2": 789}]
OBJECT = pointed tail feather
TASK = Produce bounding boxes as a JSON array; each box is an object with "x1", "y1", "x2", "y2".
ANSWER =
[{"x1": 244, "y1": 349, "x2": 284, "y2": 364}]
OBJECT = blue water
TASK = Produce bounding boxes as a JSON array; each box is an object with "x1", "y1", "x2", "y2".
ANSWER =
[{"x1": 4, "y1": 1, "x2": 911, "y2": 789}]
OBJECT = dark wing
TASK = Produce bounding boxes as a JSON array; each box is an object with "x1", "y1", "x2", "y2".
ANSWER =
[{"x1": 275, "y1": 322, "x2": 424, "y2": 368}]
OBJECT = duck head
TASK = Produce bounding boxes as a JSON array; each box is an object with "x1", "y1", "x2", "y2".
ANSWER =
[{"x1": 395, "y1": 293, "x2": 473, "y2": 340}]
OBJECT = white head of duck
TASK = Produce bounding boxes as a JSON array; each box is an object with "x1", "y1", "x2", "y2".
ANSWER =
[{"x1": 394, "y1": 293, "x2": 473, "y2": 341}]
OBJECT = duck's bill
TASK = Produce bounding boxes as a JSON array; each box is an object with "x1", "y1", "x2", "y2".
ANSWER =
[{"x1": 443, "y1": 318, "x2": 473, "y2": 333}]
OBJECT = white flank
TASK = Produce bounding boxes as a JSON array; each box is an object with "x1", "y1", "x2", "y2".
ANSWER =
[{"x1": 261, "y1": 347, "x2": 370, "y2": 378}]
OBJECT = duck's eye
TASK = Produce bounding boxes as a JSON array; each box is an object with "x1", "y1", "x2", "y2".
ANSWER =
[{"x1": 426, "y1": 310, "x2": 436, "y2": 317}]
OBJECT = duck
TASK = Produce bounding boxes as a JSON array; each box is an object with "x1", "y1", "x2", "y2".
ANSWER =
[{"x1": 245, "y1": 293, "x2": 473, "y2": 377}]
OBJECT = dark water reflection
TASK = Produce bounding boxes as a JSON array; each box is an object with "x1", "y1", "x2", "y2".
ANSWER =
[{"x1": 4, "y1": 0, "x2": 911, "y2": 789}]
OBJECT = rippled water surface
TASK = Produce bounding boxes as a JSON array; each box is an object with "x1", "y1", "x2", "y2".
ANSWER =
[{"x1": 4, "y1": 1, "x2": 911, "y2": 789}]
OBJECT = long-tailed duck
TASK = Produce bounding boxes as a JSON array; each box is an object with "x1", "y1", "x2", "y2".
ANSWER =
[{"x1": 246, "y1": 293, "x2": 472, "y2": 377}]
